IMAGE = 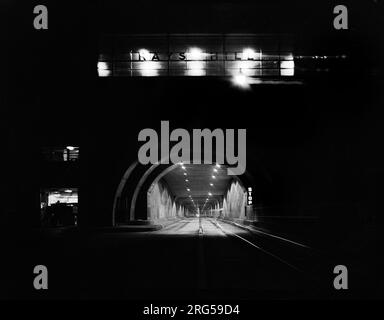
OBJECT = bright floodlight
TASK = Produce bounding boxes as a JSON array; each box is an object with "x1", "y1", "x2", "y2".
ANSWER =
[
  {"x1": 64, "y1": 189, "x2": 72, "y2": 193},
  {"x1": 231, "y1": 74, "x2": 251, "y2": 90},
  {"x1": 186, "y1": 68, "x2": 205, "y2": 76},
  {"x1": 97, "y1": 61, "x2": 108, "y2": 70},
  {"x1": 97, "y1": 62, "x2": 110, "y2": 77},
  {"x1": 280, "y1": 60, "x2": 295, "y2": 69},
  {"x1": 66, "y1": 146, "x2": 75, "y2": 151},
  {"x1": 139, "y1": 49, "x2": 151, "y2": 60},
  {"x1": 188, "y1": 47, "x2": 204, "y2": 60},
  {"x1": 281, "y1": 68, "x2": 295, "y2": 76},
  {"x1": 242, "y1": 48, "x2": 257, "y2": 60}
]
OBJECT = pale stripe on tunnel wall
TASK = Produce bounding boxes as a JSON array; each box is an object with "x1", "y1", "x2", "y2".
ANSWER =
[
  {"x1": 147, "y1": 181, "x2": 185, "y2": 220},
  {"x1": 222, "y1": 181, "x2": 247, "y2": 219}
]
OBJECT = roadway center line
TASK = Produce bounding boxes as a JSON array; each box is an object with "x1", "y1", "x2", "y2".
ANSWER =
[
  {"x1": 197, "y1": 220, "x2": 207, "y2": 289},
  {"x1": 210, "y1": 219, "x2": 303, "y2": 272}
]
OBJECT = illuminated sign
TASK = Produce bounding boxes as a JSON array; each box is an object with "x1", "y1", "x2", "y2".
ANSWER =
[
  {"x1": 247, "y1": 187, "x2": 253, "y2": 206},
  {"x1": 98, "y1": 34, "x2": 295, "y2": 77}
]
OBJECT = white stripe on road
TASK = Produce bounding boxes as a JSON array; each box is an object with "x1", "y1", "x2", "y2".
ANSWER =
[
  {"x1": 212, "y1": 220, "x2": 302, "y2": 272},
  {"x1": 231, "y1": 221, "x2": 310, "y2": 249}
]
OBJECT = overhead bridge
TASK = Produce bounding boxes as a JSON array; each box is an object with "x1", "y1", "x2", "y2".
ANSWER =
[{"x1": 98, "y1": 33, "x2": 295, "y2": 78}]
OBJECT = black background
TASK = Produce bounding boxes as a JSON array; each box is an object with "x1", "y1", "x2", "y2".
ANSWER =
[{"x1": 2, "y1": 0, "x2": 384, "y2": 303}]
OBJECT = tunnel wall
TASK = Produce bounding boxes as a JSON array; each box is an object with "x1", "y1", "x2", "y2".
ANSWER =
[
  {"x1": 222, "y1": 180, "x2": 247, "y2": 220},
  {"x1": 147, "y1": 180, "x2": 185, "y2": 220}
]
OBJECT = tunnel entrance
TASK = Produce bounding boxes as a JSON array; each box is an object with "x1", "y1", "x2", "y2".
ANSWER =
[
  {"x1": 146, "y1": 163, "x2": 249, "y2": 223},
  {"x1": 112, "y1": 158, "x2": 261, "y2": 226}
]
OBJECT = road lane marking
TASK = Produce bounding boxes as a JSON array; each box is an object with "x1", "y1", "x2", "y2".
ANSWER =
[
  {"x1": 229, "y1": 221, "x2": 310, "y2": 249},
  {"x1": 197, "y1": 222, "x2": 207, "y2": 289},
  {"x1": 211, "y1": 220, "x2": 302, "y2": 272}
]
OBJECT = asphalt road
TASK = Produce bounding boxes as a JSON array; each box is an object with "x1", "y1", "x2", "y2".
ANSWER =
[{"x1": 1, "y1": 217, "x2": 362, "y2": 299}]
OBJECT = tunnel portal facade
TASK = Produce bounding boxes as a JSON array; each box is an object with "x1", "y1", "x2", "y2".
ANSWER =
[{"x1": 113, "y1": 160, "x2": 257, "y2": 226}]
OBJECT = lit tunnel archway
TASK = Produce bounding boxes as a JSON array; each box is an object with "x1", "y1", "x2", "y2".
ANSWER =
[
  {"x1": 112, "y1": 158, "x2": 267, "y2": 225},
  {"x1": 146, "y1": 163, "x2": 250, "y2": 221}
]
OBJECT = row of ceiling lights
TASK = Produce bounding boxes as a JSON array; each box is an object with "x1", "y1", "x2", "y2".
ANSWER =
[
  {"x1": 180, "y1": 163, "x2": 221, "y2": 214},
  {"x1": 180, "y1": 163, "x2": 197, "y2": 213},
  {"x1": 202, "y1": 163, "x2": 221, "y2": 212}
]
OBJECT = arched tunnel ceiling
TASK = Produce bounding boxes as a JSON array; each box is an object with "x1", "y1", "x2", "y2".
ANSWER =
[{"x1": 162, "y1": 164, "x2": 233, "y2": 212}]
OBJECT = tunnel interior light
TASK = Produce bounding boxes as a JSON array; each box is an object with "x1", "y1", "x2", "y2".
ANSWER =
[
  {"x1": 187, "y1": 188, "x2": 190, "y2": 192},
  {"x1": 210, "y1": 183, "x2": 213, "y2": 186},
  {"x1": 185, "y1": 179, "x2": 189, "y2": 182},
  {"x1": 213, "y1": 168, "x2": 218, "y2": 173},
  {"x1": 216, "y1": 164, "x2": 221, "y2": 168},
  {"x1": 208, "y1": 192, "x2": 212, "y2": 196},
  {"x1": 64, "y1": 189, "x2": 72, "y2": 193},
  {"x1": 212, "y1": 175, "x2": 216, "y2": 179},
  {"x1": 184, "y1": 173, "x2": 187, "y2": 176},
  {"x1": 181, "y1": 165, "x2": 186, "y2": 170},
  {"x1": 66, "y1": 146, "x2": 75, "y2": 151}
]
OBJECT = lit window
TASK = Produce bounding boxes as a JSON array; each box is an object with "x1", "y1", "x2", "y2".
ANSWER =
[
  {"x1": 40, "y1": 188, "x2": 79, "y2": 227},
  {"x1": 41, "y1": 146, "x2": 79, "y2": 162}
]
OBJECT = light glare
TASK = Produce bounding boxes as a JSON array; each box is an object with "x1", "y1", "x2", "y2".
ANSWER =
[
  {"x1": 231, "y1": 74, "x2": 251, "y2": 89},
  {"x1": 242, "y1": 48, "x2": 257, "y2": 60},
  {"x1": 139, "y1": 49, "x2": 151, "y2": 61},
  {"x1": 280, "y1": 60, "x2": 295, "y2": 69},
  {"x1": 188, "y1": 47, "x2": 204, "y2": 61}
]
